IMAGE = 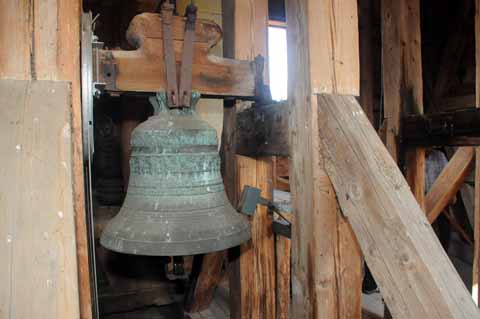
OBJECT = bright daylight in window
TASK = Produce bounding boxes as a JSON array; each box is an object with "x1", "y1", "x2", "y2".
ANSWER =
[{"x1": 268, "y1": 26, "x2": 288, "y2": 102}]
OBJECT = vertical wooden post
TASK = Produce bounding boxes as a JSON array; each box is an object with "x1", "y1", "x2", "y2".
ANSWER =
[
  {"x1": 359, "y1": 0, "x2": 377, "y2": 124},
  {"x1": 236, "y1": 156, "x2": 276, "y2": 319},
  {"x1": 0, "y1": 1, "x2": 91, "y2": 318},
  {"x1": 382, "y1": 0, "x2": 425, "y2": 209},
  {"x1": 473, "y1": 0, "x2": 480, "y2": 305},
  {"x1": 275, "y1": 212, "x2": 292, "y2": 319},
  {"x1": 286, "y1": 0, "x2": 362, "y2": 318},
  {"x1": 222, "y1": 1, "x2": 271, "y2": 318},
  {"x1": 184, "y1": 253, "x2": 226, "y2": 313},
  {"x1": 273, "y1": 157, "x2": 291, "y2": 319}
]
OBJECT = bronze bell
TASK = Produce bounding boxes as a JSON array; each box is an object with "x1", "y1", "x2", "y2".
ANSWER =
[{"x1": 100, "y1": 93, "x2": 250, "y2": 256}]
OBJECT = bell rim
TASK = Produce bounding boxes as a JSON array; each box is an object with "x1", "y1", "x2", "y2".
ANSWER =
[{"x1": 100, "y1": 226, "x2": 251, "y2": 256}]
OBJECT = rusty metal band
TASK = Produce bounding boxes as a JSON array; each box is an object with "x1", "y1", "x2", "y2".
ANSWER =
[
  {"x1": 178, "y1": 4, "x2": 197, "y2": 107},
  {"x1": 161, "y1": 3, "x2": 179, "y2": 108}
]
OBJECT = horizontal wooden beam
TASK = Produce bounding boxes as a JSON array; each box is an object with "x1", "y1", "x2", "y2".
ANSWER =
[
  {"x1": 403, "y1": 108, "x2": 480, "y2": 146},
  {"x1": 426, "y1": 147, "x2": 475, "y2": 223},
  {"x1": 96, "y1": 13, "x2": 256, "y2": 97},
  {"x1": 440, "y1": 94, "x2": 476, "y2": 110},
  {"x1": 236, "y1": 101, "x2": 290, "y2": 157},
  {"x1": 316, "y1": 93, "x2": 480, "y2": 319}
]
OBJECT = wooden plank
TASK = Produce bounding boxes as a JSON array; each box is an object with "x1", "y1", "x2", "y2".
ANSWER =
[
  {"x1": 316, "y1": 93, "x2": 480, "y2": 319},
  {"x1": 473, "y1": 0, "x2": 480, "y2": 305},
  {"x1": 275, "y1": 212, "x2": 292, "y2": 319},
  {"x1": 382, "y1": 0, "x2": 422, "y2": 162},
  {"x1": 236, "y1": 102, "x2": 290, "y2": 157},
  {"x1": 98, "y1": 13, "x2": 256, "y2": 96},
  {"x1": 0, "y1": 80, "x2": 80, "y2": 319},
  {"x1": 234, "y1": 0, "x2": 269, "y2": 81},
  {"x1": 426, "y1": 147, "x2": 475, "y2": 223},
  {"x1": 185, "y1": 253, "x2": 226, "y2": 313},
  {"x1": 236, "y1": 156, "x2": 276, "y2": 319},
  {"x1": 0, "y1": 1, "x2": 91, "y2": 318},
  {"x1": 440, "y1": 94, "x2": 476, "y2": 110},
  {"x1": 225, "y1": 1, "x2": 270, "y2": 318},
  {"x1": 273, "y1": 157, "x2": 290, "y2": 192},
  {"x1": 0, "y1": 1, "x2": 31, "y2": 79},
  {"x1": 47, "y1": 2, "x2": 91, "y2": 317},
  {"x1": 406, "y1": 146, "x2": 426, "y2": 209},
  {"x1": 286, "y1": 1, "x2": 362, "y2": 318},
  {"x1": 382, "y1": 0, "x2": 425, "y2": 209},
  {"x1": 403, "y1": 108, "x2": 480, "y2": 146},
  {"x1": 236, "y1": 155, "x2": 257, "y2": 319},
  {"x1": 307, "y1": 0, "x2": 360, "y2": 95}
]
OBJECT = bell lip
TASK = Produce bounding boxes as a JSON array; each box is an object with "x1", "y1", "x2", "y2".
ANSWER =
[{"x1": 100, "y1": 227, "x2": 251, "y2": 256}]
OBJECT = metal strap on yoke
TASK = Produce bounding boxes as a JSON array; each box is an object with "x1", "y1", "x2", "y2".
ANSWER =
[
  {"x1": 161, "y1": 2, "x2": 197, "y2": 108},
  {"x1": 161, "y1": 3, "x2": 179, "y2": 107},
  {"x1": 178, "y1": 4, "x2": 197, "y2": 107}
]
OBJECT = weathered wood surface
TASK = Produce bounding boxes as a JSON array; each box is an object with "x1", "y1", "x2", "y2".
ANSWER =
[
  {"x1": 382, "y1": 0, "x2": 423, "y2": 162},
  {"x1": 275, "y1": 212, "x2": 293, "y2": 319},
  {"x1": 287, "y1": 0, "x2": 362, "y2": 318},
  {"x1": 185, "y1": 253, "x2": 226, "y2": 313},
  {"x1": 382, "y1": 0, "x2": 425, "y2": 209},
  {"x1": 316, "y1": 93, "x2": 480, "y2": 319},
  {"x1": 224, "y1": 1, "x2": 270, "y2": 318},
  {"x1": 0, "y1": 1, "x2": 90, "y2": 317},
  {"x1": 0, "y1": 80, "x2": 80, "y2": 318},
  {"x1": 273, "y1": 157, "x2": 290, "y2": 192},
  {"x1": 236, "y1": 156, "x2": 276, "y2": 319},
  {"x1": 307, "y1": 0, "x2": 360, "y2": 95},
  {"x1": 403, "y1": 108, "x2": 480, "y2": 146},
  {"x1": 98, "y1": 13, "x2": 256, "y2": 96},
  {"x1": 426, "y1": 147, "x2": 475, "y2": 223},
  {"x1": 440, "y1": 94, "x2": 476, "y2": 110},
  {"x1": 236, "y1": 102, "x2": 290, "y2": 157}
]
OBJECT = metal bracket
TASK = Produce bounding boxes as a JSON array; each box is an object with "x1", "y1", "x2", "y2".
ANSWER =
[
  {"x1": 238, "y1": 186, "x2": 292, "y2": 238},
  {"x1": 161, "y1": 2, "x2": 198, "y2": 109},
  {"x1": 161, "y1": 3, "x2": 179, "y2": 107},
  {"x1": 272, "y1": 219, "x2": 291, "y2": 239},
  {"x1": 178, "y1": 4, "x2": 197, "y2": 107}
]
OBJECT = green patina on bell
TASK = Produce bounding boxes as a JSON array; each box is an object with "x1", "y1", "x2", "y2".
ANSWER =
[{"x1": 100, "y1": 92, "x2": 250, "y2": 256}]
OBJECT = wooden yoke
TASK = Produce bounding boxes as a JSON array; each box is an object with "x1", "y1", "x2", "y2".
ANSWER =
[{"x1": 97, "y1": 13, "x2": 256, "y2": 96}]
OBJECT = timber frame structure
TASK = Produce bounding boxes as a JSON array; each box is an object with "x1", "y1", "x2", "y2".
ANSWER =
[{"x1": 2, "y1": 0, "x2": 480, "y2": 319}]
